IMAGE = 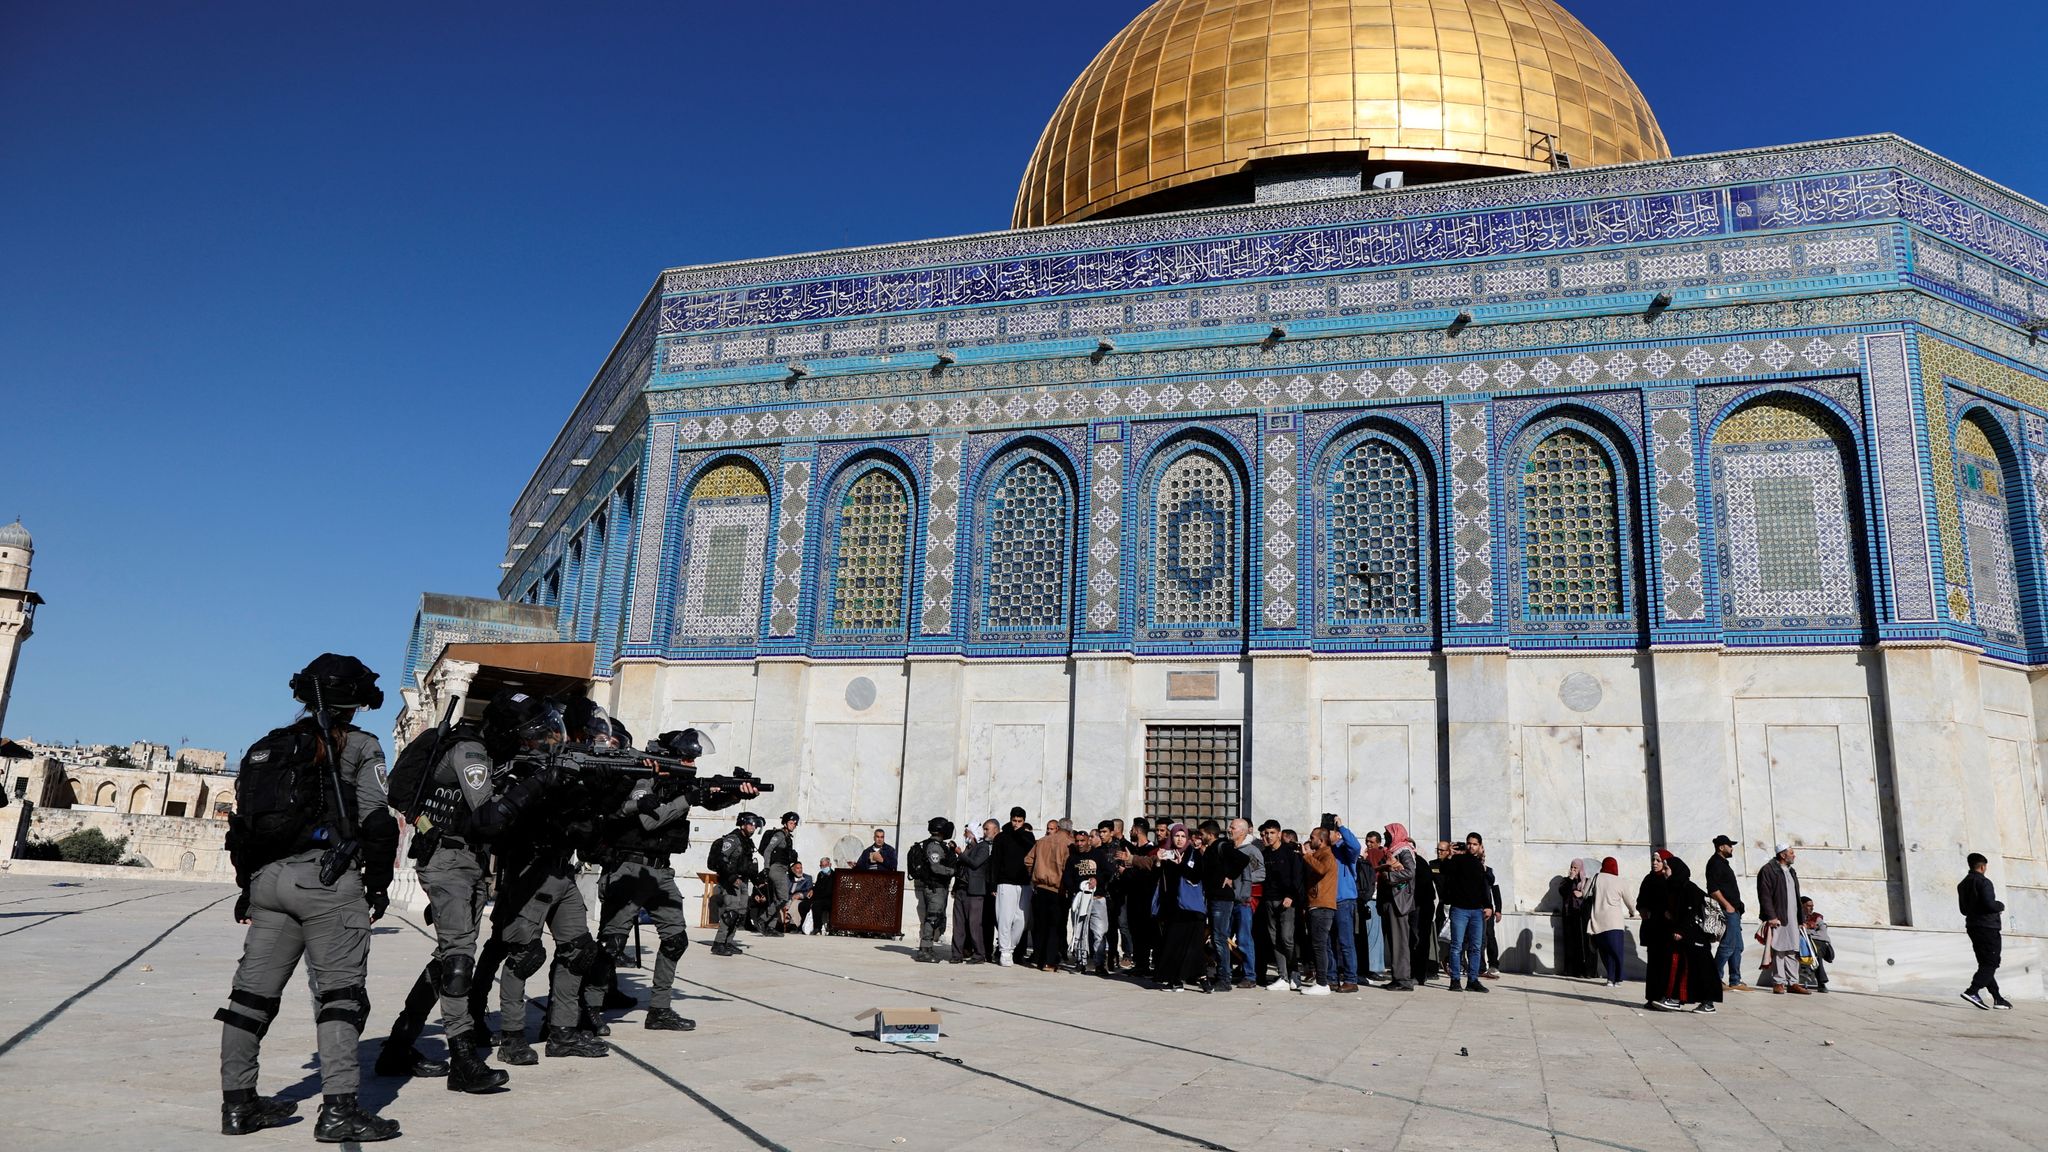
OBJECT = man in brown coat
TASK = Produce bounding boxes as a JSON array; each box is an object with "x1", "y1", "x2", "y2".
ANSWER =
[{"x1": 1023, "y1": 819, "x2": 1074, "y2": 970}]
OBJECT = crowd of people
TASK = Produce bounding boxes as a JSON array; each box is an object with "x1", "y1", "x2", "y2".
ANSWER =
[{"x1": 882, "y1": 810, "x2": 1509, "y2": 996}]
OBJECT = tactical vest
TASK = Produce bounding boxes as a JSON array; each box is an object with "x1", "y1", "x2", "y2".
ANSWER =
[
  {"x1": 417, "y1": 733, "x2": 492, "y2": 839},
  {"x1": 606, "y1": 785, "x2": 692, "y2": 859}
]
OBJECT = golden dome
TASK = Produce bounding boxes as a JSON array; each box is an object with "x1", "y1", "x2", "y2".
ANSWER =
[{"x1": 1014, "y1": 0, "x2": 1670, "y2": 228}]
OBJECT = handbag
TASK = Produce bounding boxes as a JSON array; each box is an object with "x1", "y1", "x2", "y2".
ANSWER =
[
  {"x1": 1797, "y1": 928, "x2": 1817, "y2": 968},
  {"x1": 1695, "y1": 903, "x2": 1727, "y2": 942}
]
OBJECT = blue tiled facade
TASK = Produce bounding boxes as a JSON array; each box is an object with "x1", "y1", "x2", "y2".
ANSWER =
[{"x1": 498, "y1": 136, "x2": 2048, "y2": 676}]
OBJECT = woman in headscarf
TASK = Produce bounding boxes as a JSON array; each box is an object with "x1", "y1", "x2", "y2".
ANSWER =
[
  {"x1": 1378, "y1": 823, "x2": 1419, "y2": 991},
  {"x1": 1653, "y1": 856, "x2": 1724, "y2": 1011},
  {"x1": 1637, "y1": 851, "x2": 1673, "y2": 1008},
  {"x1": 1149, "y1": 824, "x2": 1209, "y2": 991},
  {"x1": 1586, "y1": 857, "x2": 1636, "y2": 986},
  {"x1": 1556, "y1": 858, "x2": 1597, "y2": 978}
]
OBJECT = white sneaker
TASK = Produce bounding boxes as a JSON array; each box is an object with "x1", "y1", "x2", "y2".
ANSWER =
[
  {"x1": 1300, "y1": 982, "x2": 1333, "y2": 997},
  {"x1": 1266, "y1": 980, "x2": 1293, "y2": 994}
]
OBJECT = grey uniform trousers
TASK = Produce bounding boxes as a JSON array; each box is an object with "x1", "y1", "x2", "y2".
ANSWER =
[
  {"x1": 915, "y1": 882, "x2": 949, "y2": 951},
  {"x1": 497, "y1": 861, "x2": 593, "y2": 1035},
  {"x1": 762, "y1": 864, "x2": 792, "y2": 930},
  {"x1": 218, "y1": 853, "x2": 371, "y2": 1097},
  {"x1": 419, "y1": 844, "x2": 490, "y2": 1037},
  {"x1": 599, "y1": 859, "x2": 690, "y2": 1010},
  {"x1": 713, "y1": 879, "x2": 751, "y2": 945}
]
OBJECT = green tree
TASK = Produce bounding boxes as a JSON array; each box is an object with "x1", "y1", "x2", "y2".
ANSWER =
[{"x1": 51, "y1": 828, "x2": 130, "y2": 865}]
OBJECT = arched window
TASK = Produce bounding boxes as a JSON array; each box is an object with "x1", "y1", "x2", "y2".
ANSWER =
[
  {"x1": 826, "y1": 466, "x2": 913, "y2": 638},
  {"x1": 1320, "y1": 432, "x2": 1429, "y2": 633},
  {"x1": 974, "y1": 451, "x2": 1073, "y2": 643},
  {"x1": 1955, "y1": 414, "x2": 2023, "y2": 647},
  {"x1": 129, "y1": 784, "x2": 152, "y2": 814},
  {"x1": 93, "y1": 781, "x2": 116, "y2": 807},
  {"x1": 1710, "y1": 397, "x2": 1862, "y2": 633},
  {"x1": 1519, "y1": 428, "x2": 1625, "y2": 617},
  {"x1": 1147, "y1": 446, "x2": 1242, "y2": 637},
  {"x1": 674, "y1": 462, "x2": 771, "y2": 645}
]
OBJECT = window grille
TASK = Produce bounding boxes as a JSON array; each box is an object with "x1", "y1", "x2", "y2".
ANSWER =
[{"x1": 1143, "y1": 724, "x2": 1242, "y2": 828}]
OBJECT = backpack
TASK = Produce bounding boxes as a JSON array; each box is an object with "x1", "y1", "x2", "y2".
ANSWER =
[
  {"x1": 229, "y1": 724, "x2": 329, "y2": 867},
  {"x1": 1696, "y1": 902, "x2": 1728, "y2": 942},
  {"x1": 710, "y1": 831, "x2": 747, "y2": 879},
  {"x1": 907, "y1": 839, "x2": 933, "y2": 883},
  {"x1": 386, "y1": 727, "x2": 451, "y2": 821}
]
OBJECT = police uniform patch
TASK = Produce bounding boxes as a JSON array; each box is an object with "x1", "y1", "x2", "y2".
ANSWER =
[{"x1": 463, "y1": 763, "x2": 488, "y2": 790}]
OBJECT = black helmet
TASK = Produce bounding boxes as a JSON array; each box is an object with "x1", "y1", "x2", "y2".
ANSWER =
[
  {"x1": 781, "y1": 811, "x2": 801, "y2": 825},
  {"x1": 563, "y1": 698, "x2": 616, "y2": 746},
  {"x1": 608, "y1": 718, "x2": 634, "y2": 748},
  {"x1": 736, "y1": 811, "x2": 763, "y2": 830},
  {"x1": 290, "y1": 654, "x2": 383, "y2": 711},
  {"x1": 481, "y1": 690, "x2": 566, "y2": 758},
  {"x1": 654, "y1": 728, "x2": 712, "y2": 761},
  {"x1": 927, "y1": 817, "x2": 954, "y2": 839}
]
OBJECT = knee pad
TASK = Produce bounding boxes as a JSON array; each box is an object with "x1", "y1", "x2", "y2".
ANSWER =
[
  {"x1": 214, "y1": 988, "x2": 282, "y2": 1039},
  {"x1": 658, "y1": 933, "x2": 689, "y2": 960},
  {"x1": 315, "y1": 984, "x2": 370, "y2": 1033},
  {"x1": 507, "y1": 939, "x2": 547, "y2": 980},
  {"x1": 557, "y1": 934, "x2": 600, "y2": 976},
  {"x1": 440, "y1": 954, "x2": 475, "y2": 998}
]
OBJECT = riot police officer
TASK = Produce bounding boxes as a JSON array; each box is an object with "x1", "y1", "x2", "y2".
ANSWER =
[
  {"x1": 755, "y1": 811, "x2": 802, "y2": 934},
  {"x1": 592, "y1": 727, "x2": 750, "y2": 1030},
  {"x1": 910, "y1": 818, "x2": 959, "y2": 963},
  {"x1": 709, "y1": 812, "x2": 765, "y2": 955},
  {"x1": 372, "y1": 693, "x2": 547, "y2": 1092},
  {"x1": 216, "y1": 655, "x2": 401, "y2": 1141},
  {"x1": 476, "y1": 692, "x2": 612, "y2": 1063}
]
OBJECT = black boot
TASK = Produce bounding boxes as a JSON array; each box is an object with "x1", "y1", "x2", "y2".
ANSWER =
[
  {"x1": 545, "y1": 1026, "x2": 610, "y2": 1058},
  {"x1": 578, "y1": 1006, "x2": 612, "y2": 1037},
  {"x1": 644, "y1": 1006, "x2": 696, "y2": 1031},
  {"x1": 220, "y1": 1094, "x2": 295, "y2": 1136},
  {"x1": 446, "y1": 1034, "x2": 511, "y2": 1094},
  {"x1": 498, "y1": 1033, "x2": 538, "y2": 1066},
  {"x1": 602, "y1": 987, "x2": 637, "y2": 1011},
  {"x1": 373, "y1": 1038, "x2": 449, "y2": 1079},
  {"x1": 313, "y1": 1095, "x2": 399, "y2": 1143}
]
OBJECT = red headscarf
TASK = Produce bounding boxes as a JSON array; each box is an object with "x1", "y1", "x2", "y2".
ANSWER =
[
  {"x1": 1384, "y1": 823, "x2": 1415, "y2": 855},
  {"x1": 1600, "y1": 857, "x2": 1620, "y2": 875},
  {"x1": 1653, "y1": 849, "x2": 1674, "y2": 862}
]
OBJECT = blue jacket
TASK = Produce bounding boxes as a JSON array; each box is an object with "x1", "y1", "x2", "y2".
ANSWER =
[{"x1": 1332, "y1": 826, "x2": 1361, "y2": 902}]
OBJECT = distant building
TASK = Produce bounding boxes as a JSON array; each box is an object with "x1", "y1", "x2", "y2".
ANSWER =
[{"x1": 0, "y1": 520, "x2": 42, "y2": 735}]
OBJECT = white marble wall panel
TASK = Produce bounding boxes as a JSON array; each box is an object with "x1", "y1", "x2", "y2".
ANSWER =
[
  {"x1": 1734, "y1": 695, "x2": 1889, "y2": 924},
  {"x1": 964, "y1": 706, "x2": 1066, "y2": 826},
  {"x1": 1316, "y1": 698, "x2": 1436, "y2": 837}
]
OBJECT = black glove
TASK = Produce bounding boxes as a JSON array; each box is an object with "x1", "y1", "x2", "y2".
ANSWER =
[
  {"x1": 366, "y1": 889, "x2": 389, "y2": 921},
  {"x1": 635, "y1": 790, "x2": 664, "y2": 815},
  {"x1": 233, "y1": 889, "x2": 251, "y2": 924}
]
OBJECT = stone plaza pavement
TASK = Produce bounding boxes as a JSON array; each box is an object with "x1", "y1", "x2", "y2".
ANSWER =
[{"x1": 1, "y1": 874, "x2": 2041, "y2": 1152}]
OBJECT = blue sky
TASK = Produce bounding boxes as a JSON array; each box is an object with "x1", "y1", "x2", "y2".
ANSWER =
[{"x1": 3, "y1": 1, "x2": 2042, "y2": 756}]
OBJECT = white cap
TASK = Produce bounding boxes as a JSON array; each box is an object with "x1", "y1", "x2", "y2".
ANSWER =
[{"x1": 1774, "y1": 842, "x2": 1791, "y2": 854}]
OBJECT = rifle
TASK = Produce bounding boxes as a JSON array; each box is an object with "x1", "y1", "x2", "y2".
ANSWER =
[
  {"x1": 546, "y1": 743, "x2": 775, "y2": 800},
  {"x1": 309, "y1": 680, "x2": 362, "y2": 887},
  {"x1": 405, "y1": 695, "x2": 463, "y2": 821}
]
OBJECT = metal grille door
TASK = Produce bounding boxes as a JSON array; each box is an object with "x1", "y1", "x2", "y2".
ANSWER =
[{"x1": 1143, "y1": 725, "x2": 1242, "y2": 828}]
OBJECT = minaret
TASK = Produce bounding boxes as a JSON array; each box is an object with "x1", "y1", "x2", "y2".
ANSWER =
[{"x1": 0, "y1": 521, "x2": 43, "y2": 735}]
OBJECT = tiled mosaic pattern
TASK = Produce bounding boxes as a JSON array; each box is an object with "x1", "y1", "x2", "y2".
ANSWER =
[
  {"x1": 768, "y1": 450, "x2": 813, "y2": 637},
  {"x1": 626, "y1": 422, "x2": 677, "y2": 645},
  {"x1": 1087, "y1": 427, "x2": 1125, "y2": 634},
  {"x1": 1954, "y1": 416, "x2": 2022, "y2": 646},
  {"x1": 921, "y1": 437, "x2": 962, "y2": 635},
  {"x1": 979, "y1": 455, "x2": 1070, "y2": 635},
  {"x1": 1260, "y1": 421, "x2": 1301, "y2": 630},
  {"x1": 676, "y1": 463, "x2": 769, "y2": 644},
  {"x1": 1447, "y1": 403, "x2": 1493, "y2": 625},
  {"x1": 1712, "y1": 400, "x2": 1859, "y2": 629},
  {"x1": 1918, "y1": 337, "x2": 2048, "y2": 629},
  {"x1": 1150, "y1": 450, "x2": 1238, "y2": 632},
  {"x1": 1519, "y1": 429, "x2": 1624, "y2": 616},
  {"x1": 1865, "y1": 333, "x2": 1938, "y2": 622},
  {"x1": 1324, "y1": 437, "x2": 1426, "y2": 626},
  {"x1": 1648, "y1": 392, "x2": 1705, "y2": 622},
  {"x1": 828, "y1": 469, "x2": 912, "y2": 635}
]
